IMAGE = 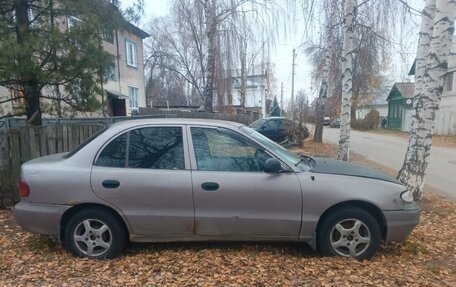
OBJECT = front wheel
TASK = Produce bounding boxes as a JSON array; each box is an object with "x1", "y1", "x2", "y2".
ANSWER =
[
  {"x1": 317, "y1": 207, "x2": 381, "y2": 260},
  {"x1": 64, "y1": 209, "x2": 126, "y2": 259}
]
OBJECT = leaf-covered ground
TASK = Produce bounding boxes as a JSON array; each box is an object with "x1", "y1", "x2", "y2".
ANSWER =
[{"x1": 1, "y1": 142, "x2": 455, "y2": 286}]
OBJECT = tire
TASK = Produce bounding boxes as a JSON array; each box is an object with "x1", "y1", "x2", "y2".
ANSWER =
[
  {"x1": 317, "y1": 207, "x2": 381, "y2": 260},
  {"x1": 64, "y1": 209, "x2": 127, "y2": 259}
]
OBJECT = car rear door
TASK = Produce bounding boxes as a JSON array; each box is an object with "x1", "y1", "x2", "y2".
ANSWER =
[
  {"x1": 188, "y1": 126, "x2": 302, "y2": 239},
  {"x1": 90, "y1": 125, "x2": 194, "y2": 236}
]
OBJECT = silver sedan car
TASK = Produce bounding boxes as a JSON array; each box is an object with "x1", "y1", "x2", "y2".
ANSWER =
[{"x1": 14, "y1": 119, "x2": 419, "y2": 259}]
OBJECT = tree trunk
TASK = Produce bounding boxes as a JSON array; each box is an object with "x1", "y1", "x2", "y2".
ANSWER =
[
  {"x1": 15, "y1": 0, "x2": 42, "y2": 126},
  {"x1": 313, "y1": 3, "x2": 336, "y2": 143},
  {"x1": 240, "y1": 41, "x2": 247, "y2": 109},
  {"x1": 414, "y1": 0, "x2": 436, "y2": 98},
  {"x1": 397, "y1": 0, "x2": 455, "y2": 200},
  {"x1": 337, "y1": 0, "x2": 356, "y2": 161},
  {"x1": 203, "y1": 0, "x2": 216, "y2": 112}
]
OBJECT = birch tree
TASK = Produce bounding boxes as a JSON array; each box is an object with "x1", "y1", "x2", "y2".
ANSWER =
[
  {"x1": 313, "y1": 1, "x2": 337, "y2": 143},
  {"x1": 398, "y1": 0, "x2": 455, "y2": 200},
  {"x1": 337, "y1": 0, "x2": 355, "y2": 161}
]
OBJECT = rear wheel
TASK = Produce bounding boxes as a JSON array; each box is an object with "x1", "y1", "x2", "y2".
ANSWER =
[
  {"x1": 317, "y1": 207, "x2": 381, "y2": 260},
  {"x1": 64, "y1": 209, "x2": 126, "y2": 259}
]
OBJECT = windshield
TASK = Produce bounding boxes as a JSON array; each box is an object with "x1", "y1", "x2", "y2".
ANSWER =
[
  {"x1": 241, "y1": 126, "x2": 313, "y2": 170},
  {"x1": 249, "y1": 118, "x2": 267, "y2": 129}
]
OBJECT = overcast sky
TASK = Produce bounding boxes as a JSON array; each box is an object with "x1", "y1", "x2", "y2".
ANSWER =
[{"x1": 123, "y1": 0, "x2": 421, "y2": 105}]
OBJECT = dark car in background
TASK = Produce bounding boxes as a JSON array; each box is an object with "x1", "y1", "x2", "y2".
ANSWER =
[
  {"x1": 249, "y1": 117, "x2": 309, "y2": 146},
  {"x1": 330, "y1": 118, "x2": 341, "y2": 128}
]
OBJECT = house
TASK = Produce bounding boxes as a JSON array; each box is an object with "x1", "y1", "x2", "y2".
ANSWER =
[
  {"x1": 101, "y1": 21, "x2": 149, "y2": 116},
  {"x1": 0, "y1": 2, "x2": 149, "y2": 119},
  {"x1": 386, "y1": 82, "x2": 415, "y2": 130},
  {"x1": 406, "y1": 36, "x2": 456, "y2": 135},
  {"x1": 355, "y1": 88, "x2": 389, "y2": 120},
  {"x1": 226, "y1": 70, "x2": 273, "y2": 118}
]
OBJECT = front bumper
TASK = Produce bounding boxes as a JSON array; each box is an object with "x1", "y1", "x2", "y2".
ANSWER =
[
  {"x1": 14, "y1": 200, "x2": 71, "y2": 237},
  {"x1": 384, "y1": 203, "x2": 420, "y2": 242}
]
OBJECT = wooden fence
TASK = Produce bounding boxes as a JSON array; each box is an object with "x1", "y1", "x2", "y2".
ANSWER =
[{"x1": 0, "y1": 124, "x2": 104, "y2": 207}]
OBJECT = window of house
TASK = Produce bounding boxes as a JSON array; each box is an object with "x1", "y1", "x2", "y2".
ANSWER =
[
  {"x1": 105, "y1": 62, "x2": 117, "y2": 82},
  {"x1": 191, "y1": 127, "x2": 271, "y2": 172},
  {"x1": 95, "y1": 127, "x2": 185, "y2": 170},
  {"x1": 67, "y1": 15, "x2": 82, "y2": 31},
  {"x1": 9, "y1": 87, "x2": 24, "y2": 106},
  {"x1": 125, "y1": 40, "x2": 137, "y2": 68},
  {"x1": 128, "y1": 86, "x2": 139, "y2": 109},
  {"x1": 445, "y1": 72, "x2": 454, "y2": 92}
]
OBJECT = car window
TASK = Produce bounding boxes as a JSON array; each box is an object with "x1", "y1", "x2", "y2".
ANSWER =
[
  {"x1": 264, "y1": 119, "x2": 280, "y2": 130},
  {"x1": 241, "y1": 126, "x2": 313, "y2": 171},
  {"x1": 96, "y1": 127, "x2": 185, "y2": 170},
  {"x1": 191, "y1": 127, "x2": 270, "y2": 172},
  {"x1": 249, "y1": 118, "x2": 267, "y2": 129}
]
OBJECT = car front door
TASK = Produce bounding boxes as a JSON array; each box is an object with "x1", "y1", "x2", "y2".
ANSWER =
[
  {"x1": 90, "y1": 125, "x2": 194, "y2": 236},
  {"x1": 188, "y1": 126, "x2": 302, "y2": 239}
]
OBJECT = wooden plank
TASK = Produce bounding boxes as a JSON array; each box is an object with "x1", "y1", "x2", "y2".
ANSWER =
[
  {"x1": 71, "y1": 124, "x2": 79, "y2": 149},
  {"x1": 19, "y1": 127, "x2": 30, "y2": 163},
  {"x1": 9, "y1": 130, "x2": 21, "y2": 179},
  {"x1": 62, "y1": 125, "x2": 69, "y2": 152},
  {"x1": 79, "y1": 125, "x2": 84, "y2": 144},
  {"x1": 48, "y1": 126, "x2": 56, "y2": 155},
  {"x1": 39, "y1": 126, "x2": 48, "y2": 156},
  {"x1": 0, "y1": 130, "x2": 9, "y2": 168},
  {"x1": 28, "y1": 127, "x2": 38, "y2": 159},
  {"x1": 56, "y1": 125, "x2": 64, "y2": 153}
]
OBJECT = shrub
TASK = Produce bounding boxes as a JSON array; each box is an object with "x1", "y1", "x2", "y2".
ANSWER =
[{"x1": 352, "y1": 109, "x2": 380, "y2": 130}]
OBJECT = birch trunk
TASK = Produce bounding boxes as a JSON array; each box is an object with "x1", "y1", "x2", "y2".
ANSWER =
[
  {"x1": 203, "y1": 0, "x2": 216, "y2": 112},
  {"x1": 313, "y1": 3, "x2": 336, "y2": 143},
  {"x1": 337, "y1": 0, "x2": 355, "y2": 161},
  {"x1": 414, "y1": 0, "x2": 436, "y2": 98},
  {"x1": 398, "y1": 0, "x2": 456, "y2": 200}
]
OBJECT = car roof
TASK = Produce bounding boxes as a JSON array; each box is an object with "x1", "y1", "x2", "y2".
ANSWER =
[{"x1": 108, "y1": 118, "x2": 245, "y2": 130}]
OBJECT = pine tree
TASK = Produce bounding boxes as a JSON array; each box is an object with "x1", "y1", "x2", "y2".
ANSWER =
[
  {"x1": 270, "y1": 96, "x2": 280, "y2": 117},
  {"x1": 0, "y1": 0, "x2": 140, "y2": 125}
]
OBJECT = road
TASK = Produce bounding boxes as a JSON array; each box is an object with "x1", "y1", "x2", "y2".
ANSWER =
[{"x1": 322, "y1": 127, "x2": 456, "y2": 199}]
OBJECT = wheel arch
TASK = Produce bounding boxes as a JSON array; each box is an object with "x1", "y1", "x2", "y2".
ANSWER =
[
  {"x1": 59, "y1": 203, "x2": 129, "y2": 243},
  {"x1": 315, "y1": 200, "x2": 387, "y2": 245}
]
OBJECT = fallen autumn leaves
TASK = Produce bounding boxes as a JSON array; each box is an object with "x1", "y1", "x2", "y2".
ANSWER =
[{"x1": 1, "y1": 142, "x2": 455, "y2": 286}]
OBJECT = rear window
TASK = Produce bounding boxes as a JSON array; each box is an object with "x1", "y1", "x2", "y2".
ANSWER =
[{"x1": 250, "y1": 119, "x2": 267, "y2": 129}]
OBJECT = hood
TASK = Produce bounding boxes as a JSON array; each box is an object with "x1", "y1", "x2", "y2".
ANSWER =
[{"x1": 310, "y1": 157, "x2": 402, "y2": 184}]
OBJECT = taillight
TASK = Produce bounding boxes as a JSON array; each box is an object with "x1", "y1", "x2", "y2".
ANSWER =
[{"x1": 19, "y1": 179, "x2": 30, "y2": 197}]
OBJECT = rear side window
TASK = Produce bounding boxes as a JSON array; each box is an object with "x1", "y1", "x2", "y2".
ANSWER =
[{"x1": 96, "y1": 127, "x2": 185, "y2": 170}]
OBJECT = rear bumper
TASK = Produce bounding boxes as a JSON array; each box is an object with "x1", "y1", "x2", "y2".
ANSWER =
[
  {"x1": 14, "y1": 200, "x2": 71, "y2": 237},
  {"x1": 384, "y1": 204, "x2": 420, "y2": 242}
]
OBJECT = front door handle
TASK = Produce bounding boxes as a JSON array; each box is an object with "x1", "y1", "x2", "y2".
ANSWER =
[
  {"x1": 102, "y1": 180, "x2": 120, "y2": 189},
  {"x1": 201, "y1": 182, "x2": 219, "y2": 191}
]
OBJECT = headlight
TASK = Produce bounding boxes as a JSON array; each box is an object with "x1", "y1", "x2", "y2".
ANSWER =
[{"x1": 400, "y1": 190, "x2": 414, "y2": 203}]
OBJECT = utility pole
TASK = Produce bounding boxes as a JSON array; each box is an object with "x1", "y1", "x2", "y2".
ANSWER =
[
  {"x1": 291, "y1": 49, "x2": 297, "y2": 119},
  {"x1": 280, "y1": 82, "x2": 283, "y2": 117}
]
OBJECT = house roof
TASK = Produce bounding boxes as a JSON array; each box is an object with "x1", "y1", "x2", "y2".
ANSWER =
[
  {"x1": 123, "y1": 21, "x2": 150, "y2": 39},
  {"x1": 386, "y1": 82, "x2": 415, "y2": 101}
]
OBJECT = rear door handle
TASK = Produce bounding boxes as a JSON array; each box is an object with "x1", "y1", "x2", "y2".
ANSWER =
[
  {"x1": 201, "y1": 182, "x2": 219, "y2": 191},
  {"x1": 102, "y1": 180, "x2": 120, "y2": 189}
]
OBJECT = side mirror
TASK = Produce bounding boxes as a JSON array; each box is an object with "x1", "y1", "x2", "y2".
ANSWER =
[{"x1": 264, "y1": 158, "x2": 282, "y2": 173}]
